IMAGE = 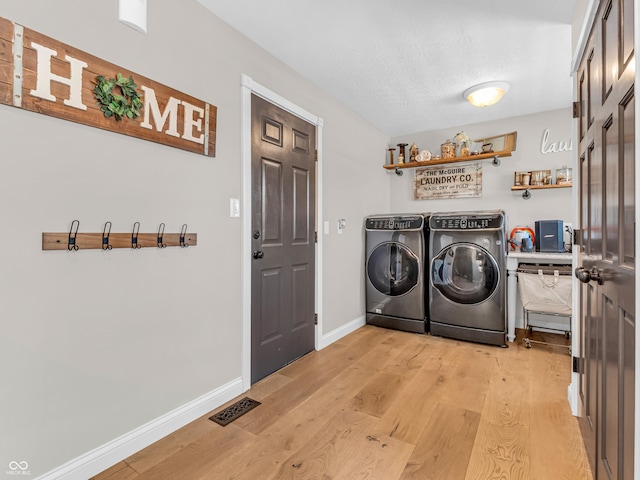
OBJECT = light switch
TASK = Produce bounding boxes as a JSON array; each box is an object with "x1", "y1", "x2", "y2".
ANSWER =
[
  {"x1": 230, "y1": 198, "x2": 240, "y2": 218},
  {"x1": 323, "y1": 221, "x2": 330, "y2": 235}
]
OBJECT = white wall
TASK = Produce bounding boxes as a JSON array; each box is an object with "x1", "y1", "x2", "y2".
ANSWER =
[
  {"x1": 389, "y1": 108, "x2": 573, "y2": 237},
  {"x1": 0, "y1": 1, "x2": 389, "y2": 477},
  {"x1": 572, "y1": 0, "x2": 597, "y2": 62}
]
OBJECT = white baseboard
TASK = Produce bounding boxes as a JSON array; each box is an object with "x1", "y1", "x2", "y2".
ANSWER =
[
  {"x1": 318, "y1": 315, "x2": 365, "y2": 350},
  {"x1": 36, "y1": 378, "x2": 243, "y2": 480},
  {"x1": 568, "y1": 379, "x2": 580, "y2": 417},
  {"x1": 37, "y1": 316, "x2": 368, "y2": 480}
]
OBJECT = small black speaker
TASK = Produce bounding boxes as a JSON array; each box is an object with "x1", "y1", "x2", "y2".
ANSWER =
[{"x1": 535, "y1": 220, "x2": 564, "y2": 252}]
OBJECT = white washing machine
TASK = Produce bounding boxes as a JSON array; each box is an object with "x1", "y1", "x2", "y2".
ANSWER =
[
  {"x1": 365, "y1": 214, "x2": 429, "y2": 334},
  {"x1": 429, "y1": 210, "x2": 507, "y2": 346}
]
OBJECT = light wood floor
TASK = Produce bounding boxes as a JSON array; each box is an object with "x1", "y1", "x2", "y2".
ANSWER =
[{"x1": 93, "y1": 326, "x2": 593, "y2": 480}]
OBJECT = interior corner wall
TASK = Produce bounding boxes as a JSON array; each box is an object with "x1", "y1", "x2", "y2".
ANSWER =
[
  {"x1": 389, "y1": 108, "x2": 574, "y2": 234},
  {"x1": 0, "y1": 1, "x2": 389, "y2": 477}
]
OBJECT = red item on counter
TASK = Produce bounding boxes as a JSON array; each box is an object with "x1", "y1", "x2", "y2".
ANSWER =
[{"x1": 509, "y1": 227, "x2": 535, "y2": 250}]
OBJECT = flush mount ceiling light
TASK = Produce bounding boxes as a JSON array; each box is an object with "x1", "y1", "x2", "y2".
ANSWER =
[{"x1": 463, "y1": 81, "x2": 510, "y2": 107}]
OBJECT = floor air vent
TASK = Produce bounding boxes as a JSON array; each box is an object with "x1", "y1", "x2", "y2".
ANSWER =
[{"x1": 209, "y1": 397, "x2": 261, "y2": 426}]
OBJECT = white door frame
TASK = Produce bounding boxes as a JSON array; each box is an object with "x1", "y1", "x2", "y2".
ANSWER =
[
  {"x1": 240, "y1": 74, "x2": 324, "y2": 392},
  {"x1": 570, "y1": 0, "x2": 640, "y2": 475},
  {"x1": 567, "y1": 0, "x2": 599, "y2": 419}
]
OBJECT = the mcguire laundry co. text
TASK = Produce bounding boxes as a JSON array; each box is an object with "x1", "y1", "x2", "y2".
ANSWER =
[{"x1": 414, "y1": 163, "x2": 482, "y2": 200}]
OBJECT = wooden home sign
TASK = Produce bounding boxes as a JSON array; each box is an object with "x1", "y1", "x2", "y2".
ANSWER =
[{"x1": 0, "y1": 16, "x2": 216, "y2": 156}]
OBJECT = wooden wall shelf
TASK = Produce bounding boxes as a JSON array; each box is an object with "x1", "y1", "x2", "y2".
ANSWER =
[
  {"x1": 511, "y1": 184, "x2": 572, "y2": 191},
  {"x1": 385, "y1": 131, "x2": 517, "y2": 171},
  {"x1": 383, "y1": 150, "x2": 512, "y2": 170}
]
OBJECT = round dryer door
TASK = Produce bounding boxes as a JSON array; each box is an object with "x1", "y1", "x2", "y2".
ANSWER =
[
  {"x1": 367, "y1": 241, "x2": 420, "y2": 296},
  {"x1": 431, "y1": 242, "x2": 499, "y2": 304}
]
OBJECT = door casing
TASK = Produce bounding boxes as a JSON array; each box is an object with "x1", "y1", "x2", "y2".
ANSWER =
[
  {"x1": 240, "y1": 75, "x2": 324, "y2": 392},
  {"x1": 570, "y1": 0, "x2": 640, "y2": 476}
]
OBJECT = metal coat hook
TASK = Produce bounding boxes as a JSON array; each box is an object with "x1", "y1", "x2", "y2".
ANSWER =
[
  {"x1": 102, "y1": 221, "x2": 112, "y2": 250},
  {"x1": 492, "y1": 155, "x2": 501, "y2": 167},
  {"x1": 157, "y1": 223, "x2": 166, "y2": 248},
  {"x1": 395, "y1": 167, "x2": 403, "y2": 176},
  {"x1": 68, "y1": 219, "x2": 80, "y2": 251},
  {"x1": 522, "y1": 189, "x2": 532, "y2": 200},
  {"x1": 131, "y1": 222, "x2": 142, "y2": 249},
  {"x1": 180, "y1": 224, "x2": 189, "y2": 247}
]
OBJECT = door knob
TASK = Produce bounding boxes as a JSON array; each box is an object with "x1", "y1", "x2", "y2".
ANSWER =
[
  {"x1": 575, "y1": 267, "x2": 591, "y2": 283},
  {"x1": 590, "y1": 267, "x2": 604, "y2": 285},
  {"x1": 575, "y1": 266, "x2": 604, "y2": 285},
  {"x1": 253, "y1": 250, "x2": 264, "y2": 259}
]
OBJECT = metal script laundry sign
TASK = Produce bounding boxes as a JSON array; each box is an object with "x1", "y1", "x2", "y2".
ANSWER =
[
  {"x1": 0, "y1": 16, "x2": 216, "y2": 157},
  {"x1": 414, "y1": 163, "x2": 482, "y2": 200}
]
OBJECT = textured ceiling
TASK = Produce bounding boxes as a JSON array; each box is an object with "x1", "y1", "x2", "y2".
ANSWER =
[{"x1": 197, "y1": 0, "x2": 576, "y2": 137}]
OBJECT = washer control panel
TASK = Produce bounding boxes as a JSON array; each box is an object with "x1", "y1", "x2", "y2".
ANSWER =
[
  {"x1": 366, "y1": 216, "x2": 424, "y2": 230},
  {"x1": 430, "y1": 214, "x2": 503, "y2": 230}
]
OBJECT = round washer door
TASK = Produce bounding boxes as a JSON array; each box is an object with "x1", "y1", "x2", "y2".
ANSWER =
[
  {"x1": 367, "y1": 241, "x2": 420, "y2": 296},
  {"x1": 431, "y1": 242, "x2": 499, "y2": 304}
]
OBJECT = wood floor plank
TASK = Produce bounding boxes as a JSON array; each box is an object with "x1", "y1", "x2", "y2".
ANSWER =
[
  {"x1": 232, "y1": 327, "x2": 398, "y2": 434},
  {"x1": 465, "y1": 422, "x2": 530, "y2": 480},
  {"x1": 268, "y1": 409, "x2": 414, "y2": 480},
  {"x1": 243, "y1": 372, "x2": 294, "y2": 401},
  {"x1": 438, "y1": 343, "x2": 496, "y2": 414},
  {"x1": 276, "y1": 343, "x2": 350, "y2": 380},
  {"x1": 331, "y1": 431, "x2": 414, "y2": 480},
  {"x1": 123, "y1": 423, "x2": 254, "y2": 480},
  {"x1": 352, "y1": 371, "x2": 408, "y2": 417},
  {"x1": 399, "y1": 402, "x2": 481, "y2": 480},
  {"x1": 526, "y1": 345, "x2": 592, "y2": 480},
  {"x1": 465, "y1": 344, "x2": 531, "y2": 480},
  {"x1": 124, "y1": 415, "x2": 228, "y2": 474},
  {"x1": 91, "y1": 461, "x2": 138, "y2": 480},
  {"x1": 382, "y1": 336, "x2": 432, "y2": 379},
  {"x1": 92, "y1": 326, "x2": 592, "y2": 480},
  {"x1": 280, "y1": 326, "x2": 386, "y2": 380},
  {"x1": 197, "y1": 330, "x2": 410, "y2": 479},
  {"x1": 118, "y1": 373, "x2": 294, "y2": 475},
  {"x1": 376, "y1": 342, "x2": 450, "y2": 443}
]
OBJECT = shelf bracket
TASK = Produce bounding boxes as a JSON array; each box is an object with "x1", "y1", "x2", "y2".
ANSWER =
[
  {"x1": 522, "y1": 189, "x2": 532, "y2": 200},
  {"x1": 394, "y1": 167, "x2": 403, "y2": 176}
]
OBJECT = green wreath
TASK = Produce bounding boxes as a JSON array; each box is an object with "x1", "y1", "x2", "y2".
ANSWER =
[{"x1": 94, "y1": 73, "x2": 143, "y2": 121}]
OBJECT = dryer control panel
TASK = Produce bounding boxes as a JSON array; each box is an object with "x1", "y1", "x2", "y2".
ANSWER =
[
  {"x1": 430, "y1": 213, "x2": 503, "y2": 230},
  {"x1": 366, "y1": 216, "x2": 424, "y2": 230}
]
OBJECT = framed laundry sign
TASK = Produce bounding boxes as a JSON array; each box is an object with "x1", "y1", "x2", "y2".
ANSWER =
[{"x1": 414, "y1": 163, "x2": 482, "y2": 200}]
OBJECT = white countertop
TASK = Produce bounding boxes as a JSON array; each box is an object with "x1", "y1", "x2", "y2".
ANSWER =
[{"x1": 507, "y1": 251, "x2": 573, "y2": 262}]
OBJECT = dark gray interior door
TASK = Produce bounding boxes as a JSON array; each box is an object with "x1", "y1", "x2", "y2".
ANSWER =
[
  {"x1": 251, "y1": 94, "x2": 316, "y2": 384},
  {"x1": 576, "y1": 0, "x2": 635, "y2": 478}
]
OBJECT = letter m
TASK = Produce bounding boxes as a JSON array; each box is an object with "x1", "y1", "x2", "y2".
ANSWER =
[{"x1": 139, "y1": 86, "x2": 180, "y2": 137}]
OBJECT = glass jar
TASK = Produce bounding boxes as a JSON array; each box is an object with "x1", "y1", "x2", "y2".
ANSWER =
[
  {"x1": 441, "y1": 139, "x2": 456, "y2": 159},
  {"x1": 556, "y1": 165, "x2": 572, "y2": 185}
]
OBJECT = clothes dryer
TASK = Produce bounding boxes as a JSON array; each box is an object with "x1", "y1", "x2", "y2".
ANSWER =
[
  {"x1": 429, "y1": 210, "x2": 507, "y2": 346},
  {"x1": 365, "y1": 214, "x2": 429, "y2": 333}
]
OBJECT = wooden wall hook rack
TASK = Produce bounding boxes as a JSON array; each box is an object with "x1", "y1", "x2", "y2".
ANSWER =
[{"x1": 42, "y1": 222, "x2": 197, "y2": 251}]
